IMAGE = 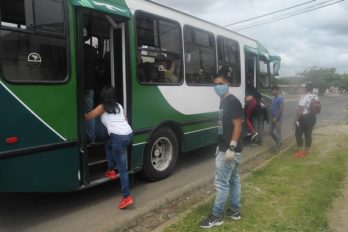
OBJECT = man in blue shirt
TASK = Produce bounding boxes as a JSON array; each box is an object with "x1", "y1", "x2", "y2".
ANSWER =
[{"x1": 270, "y1": 85, "x2": 284, "y2": 152}]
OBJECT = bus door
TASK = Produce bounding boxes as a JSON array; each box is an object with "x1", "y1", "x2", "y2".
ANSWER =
[
  {"x1": 245, "y1": 51, "x2": 265, "y2": 143},
  {"x1": 245, "y1": 52, "x2": 257, "y2": 87},
  {"x1": 77, "y1": 10, "x2": 129, "y2": 187}
]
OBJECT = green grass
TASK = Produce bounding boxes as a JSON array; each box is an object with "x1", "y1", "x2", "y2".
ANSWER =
[{"x1": 164, "y1": 137, "x2": 348, "y2": 232}]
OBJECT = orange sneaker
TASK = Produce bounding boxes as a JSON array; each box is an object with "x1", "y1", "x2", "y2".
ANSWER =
[
  {"x1": 293, "y1": 150, "x2": 305, "y2": 158},
  {"x1": 119, "y1": 196, "x2": 133, "y2": 209},
  {"x1": 104, "y1": 170, "x2": 117, "y2": 179}
]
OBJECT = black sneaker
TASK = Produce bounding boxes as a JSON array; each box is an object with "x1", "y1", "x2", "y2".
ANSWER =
[
  {"x1": 250, "y1": 132, "x2": 258, "y2": 141},
  {"x1": 199, "y1": 214, "x2": 223, "y2": 229},
  {"x1": 226, "y1": 208, "x2": 241, "y2": 220}
]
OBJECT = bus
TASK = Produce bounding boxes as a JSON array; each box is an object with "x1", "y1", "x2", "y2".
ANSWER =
[{"x1": 0, "y1": 0, "x2": 280, "y2": 192}]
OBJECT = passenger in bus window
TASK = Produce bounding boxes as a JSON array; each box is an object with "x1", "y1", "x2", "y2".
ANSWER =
[
  {"x1": 85, "y1": 86, "x2": 134, "y2": 209},
  {"x1": 164, "y1": 61, "x2": 179, "y2": 83},
  {"x1": 199, "y1": 70, "x2": 243, "y2": 228},
  {"x1": 83, "y1": 27, "x2": 97, "y2": 143}
]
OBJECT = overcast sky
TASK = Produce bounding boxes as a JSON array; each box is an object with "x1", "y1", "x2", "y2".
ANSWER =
[{"x1": 153, "y1": 0, "x2": 348, "y2": 77}]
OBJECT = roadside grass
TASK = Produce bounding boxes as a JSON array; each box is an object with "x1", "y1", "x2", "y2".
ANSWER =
[{"x1": 164, "y1": 136, "x2": 348, "y2": 232}]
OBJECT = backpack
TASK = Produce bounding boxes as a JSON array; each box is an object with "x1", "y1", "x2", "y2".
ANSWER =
[{"x1": 308, "y1": 96, "x2": 321, "y2": 115}]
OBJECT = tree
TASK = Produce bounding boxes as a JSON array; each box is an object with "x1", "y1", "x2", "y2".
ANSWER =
[{"x1": 299, "y1": 67, "x2": 344, "y2": 95}]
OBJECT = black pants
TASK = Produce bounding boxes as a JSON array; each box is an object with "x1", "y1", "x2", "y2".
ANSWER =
[{"x1": 295, "y1": 114, "x2": 316, "y2": 149}]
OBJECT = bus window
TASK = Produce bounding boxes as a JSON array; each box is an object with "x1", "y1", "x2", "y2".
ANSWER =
[
  {"x1": 0, "y1": 0, "x2": 67, "y2": 83},
  {"x1": 0, "y1": 0, "x2": 34, "y2": 30},
  {"x1": 259, "y1": 59, "x2": 270, "y2": 88},
  {"x1": 34, "y1": 0, "x2": 65, "y2": 35},
  {"x1": 217, "y1": 36, "x2": 241, "y2": 86},
  {"x1": 184, "y1": 26, "x2": 216, "y2": 85},
  {"x1": 136, "y1": 13, "x2": 182, "y2": 84}
]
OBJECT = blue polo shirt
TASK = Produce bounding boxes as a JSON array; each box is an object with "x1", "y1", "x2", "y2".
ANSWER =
[{"x1": 271, "y1": 95, "x2": 284, "y2": 122}]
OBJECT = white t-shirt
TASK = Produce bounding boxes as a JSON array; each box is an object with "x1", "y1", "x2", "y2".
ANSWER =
[
  {"x1": 298, "y1": 93, "x2": 319, "y2": 115},
  {"x1": 101, "y1": 104, "x2": 132, "y2": 135}
]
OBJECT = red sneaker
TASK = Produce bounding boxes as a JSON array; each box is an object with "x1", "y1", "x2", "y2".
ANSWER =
[
  {"x1": 293, "y1": 150, "x2": 305, "y2": 158},
  {"x1": 104, "y1": 170, "x2": 117, "y2": 179},
  {"x1": 119, "y1": 196, "x2": 133, "y2": 209}
]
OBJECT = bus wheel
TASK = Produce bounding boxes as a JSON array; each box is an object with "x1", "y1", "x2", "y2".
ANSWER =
[{"x1": 142, "y1": 129, "x2": 178, "y2": 181}]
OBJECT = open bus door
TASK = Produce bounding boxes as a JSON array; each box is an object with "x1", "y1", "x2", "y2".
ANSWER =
[{"x1": 75, "y1": 7, "x2": 130, "y2": 188}]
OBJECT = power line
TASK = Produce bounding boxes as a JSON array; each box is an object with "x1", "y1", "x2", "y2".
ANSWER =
[
  {"x1": 232, "y1": 0, "x2": 336, "y2": 30},
  {"x1": 234, "y1": 0, "x2": 344, "y2": 31},
  {"x1": 224, "y1": 0, "x2": 317, "y2": 27}
]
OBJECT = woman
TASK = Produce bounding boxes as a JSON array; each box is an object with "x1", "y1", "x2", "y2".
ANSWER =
[
  {"x1": 293, "y1": 82, "x2": 318, "y2": 158},
  {"x1": 85, "y1": 86, "x2": 133, "y2": 209}
]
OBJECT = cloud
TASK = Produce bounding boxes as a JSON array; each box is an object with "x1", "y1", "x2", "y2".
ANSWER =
[
  {"x1": 153, "y1": 0, "x2": 348, "y2": 76},
  {"x1": 153, "y1": 0, "x2": 217, "y2": 14}
]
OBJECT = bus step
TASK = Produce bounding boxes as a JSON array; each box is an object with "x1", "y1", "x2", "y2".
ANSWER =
[
  {"x1": 89, "y1": 174, "x2": 120, "y2": 186},
  {"x1": 86, "y1": 141, "x2": 107, "y2": 148},
  {"x1": 88, "y1": 159, "x2": 107, "y2": 166}
]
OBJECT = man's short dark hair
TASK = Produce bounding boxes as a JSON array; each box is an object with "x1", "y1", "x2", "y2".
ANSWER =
[
  {"x1": 214, "y1": 67, "x2": 230, "y2": 81},
  {"x1": 272, "y1": 85, "x2": 280, "y2": 91}
]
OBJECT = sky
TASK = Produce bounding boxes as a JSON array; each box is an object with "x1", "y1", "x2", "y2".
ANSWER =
[{"x1": 153, "y1": 0, "x2": 348, "y2": 77}]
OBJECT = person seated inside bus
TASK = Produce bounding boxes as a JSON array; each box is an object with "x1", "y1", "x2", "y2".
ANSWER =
[
  {"x1": 154, "y1": 54, "x2": 178, "y2": 83},
  {"x1": 137, "y1": 55, "x2": 147, "y2": 82}
]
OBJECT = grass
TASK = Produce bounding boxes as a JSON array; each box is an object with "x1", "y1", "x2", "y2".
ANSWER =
[{"x1": 164, "y1": 136, "x2": 348, "y2": 232}]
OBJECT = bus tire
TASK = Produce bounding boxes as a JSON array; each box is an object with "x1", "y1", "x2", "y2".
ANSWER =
[{"x1": 142, "y1": 128, "x2": 178, "y2": 181}]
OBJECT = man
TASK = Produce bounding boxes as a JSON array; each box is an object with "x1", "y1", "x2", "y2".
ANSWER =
[
  {"x1": 270, "y1": 85, "x2": 284, "y2": 152},
  {"x1": 199, "y1": 72, "x2": 243, "y2": 229},
  {"x1": 83, "y1": 27, "x2": 97, "y2": 143},
  {"x1": 293, "y1": 82, "x2": 319, "y2": 158}
]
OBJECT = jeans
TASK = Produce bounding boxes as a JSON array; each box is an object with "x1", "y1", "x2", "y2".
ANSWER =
[
  {"x1": 212, "y1": 151, "x2": 241, "y2": 217},
  {"x1": 105, "y1": 133, "x2": 132, "y2": 197},
  {"x1": 295, "y1": 114, "x2": 316, "y2": 149},
  {"x1": 84, "y1": 89, "x2": 96, "y2": 142},
  {"x1": 270, "y1": 121, "x2": 282, "y2": 149}
]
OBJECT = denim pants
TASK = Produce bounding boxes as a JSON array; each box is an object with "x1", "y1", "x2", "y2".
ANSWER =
[
  {"x1": 84, "y1": 89, "x2": 96, "y2": 142},
  {"x1": 270, "y1": 121, "x2": 282, "y2": 149},
  {"x1": 105, "y1": 133, "x2": 132, "y2": 197},
  {"x1": 212, "y1": 151, "x2": 241, "y2": 217}
]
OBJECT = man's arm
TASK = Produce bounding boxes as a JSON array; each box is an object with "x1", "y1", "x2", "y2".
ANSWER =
[{"x1": 231, "y1": 118, "x2": 242, "y2": 143}]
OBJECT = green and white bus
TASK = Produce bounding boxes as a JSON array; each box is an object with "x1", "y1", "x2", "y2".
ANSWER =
[{"x1": 0, "y1": 0, "x2": 280, "y2": 192}]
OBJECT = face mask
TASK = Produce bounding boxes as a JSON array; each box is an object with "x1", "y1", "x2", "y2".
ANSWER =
[{"x1": 213, "y1": 84, "x2": 229, "y2": 97}]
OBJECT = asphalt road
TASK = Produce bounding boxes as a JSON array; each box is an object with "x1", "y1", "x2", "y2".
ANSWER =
[{"x1": 1, "y1": 95, "x2": 347, "y2": 232}]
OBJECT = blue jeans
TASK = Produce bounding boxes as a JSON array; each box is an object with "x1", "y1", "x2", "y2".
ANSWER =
[
  {"x1": 84, "y1": 89, "x2": 96, "y2": 142},
  {"x1": 105, "y1": 133, "x2": 132, "y2": 197},
  {"x1": 270, "y1": 121, "x2": 282, "y2": 149},
  {"x1": 212, "y1": 152, "x2": 241, "y2": 217}
]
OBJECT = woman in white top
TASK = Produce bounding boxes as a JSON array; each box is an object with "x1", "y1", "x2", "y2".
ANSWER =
[
  {"x1": 85, "y1": 86, "x2": 133, "y2": 209},
  {"x1": 293, "y1": 82, "x2": 318, "y2": 158}
]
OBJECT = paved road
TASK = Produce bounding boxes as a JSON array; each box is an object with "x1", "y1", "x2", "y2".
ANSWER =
[{"x1": 1, "y1": 95, "x2": 347, "y2": 232}]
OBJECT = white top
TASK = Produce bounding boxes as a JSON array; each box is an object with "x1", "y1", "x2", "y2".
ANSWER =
[
  {"x1": 298, "y1": 93, "x2": 319, "y2": 115},
  {"x1": 101, "y1": 104, "x2": 133, "y2": 135}
]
